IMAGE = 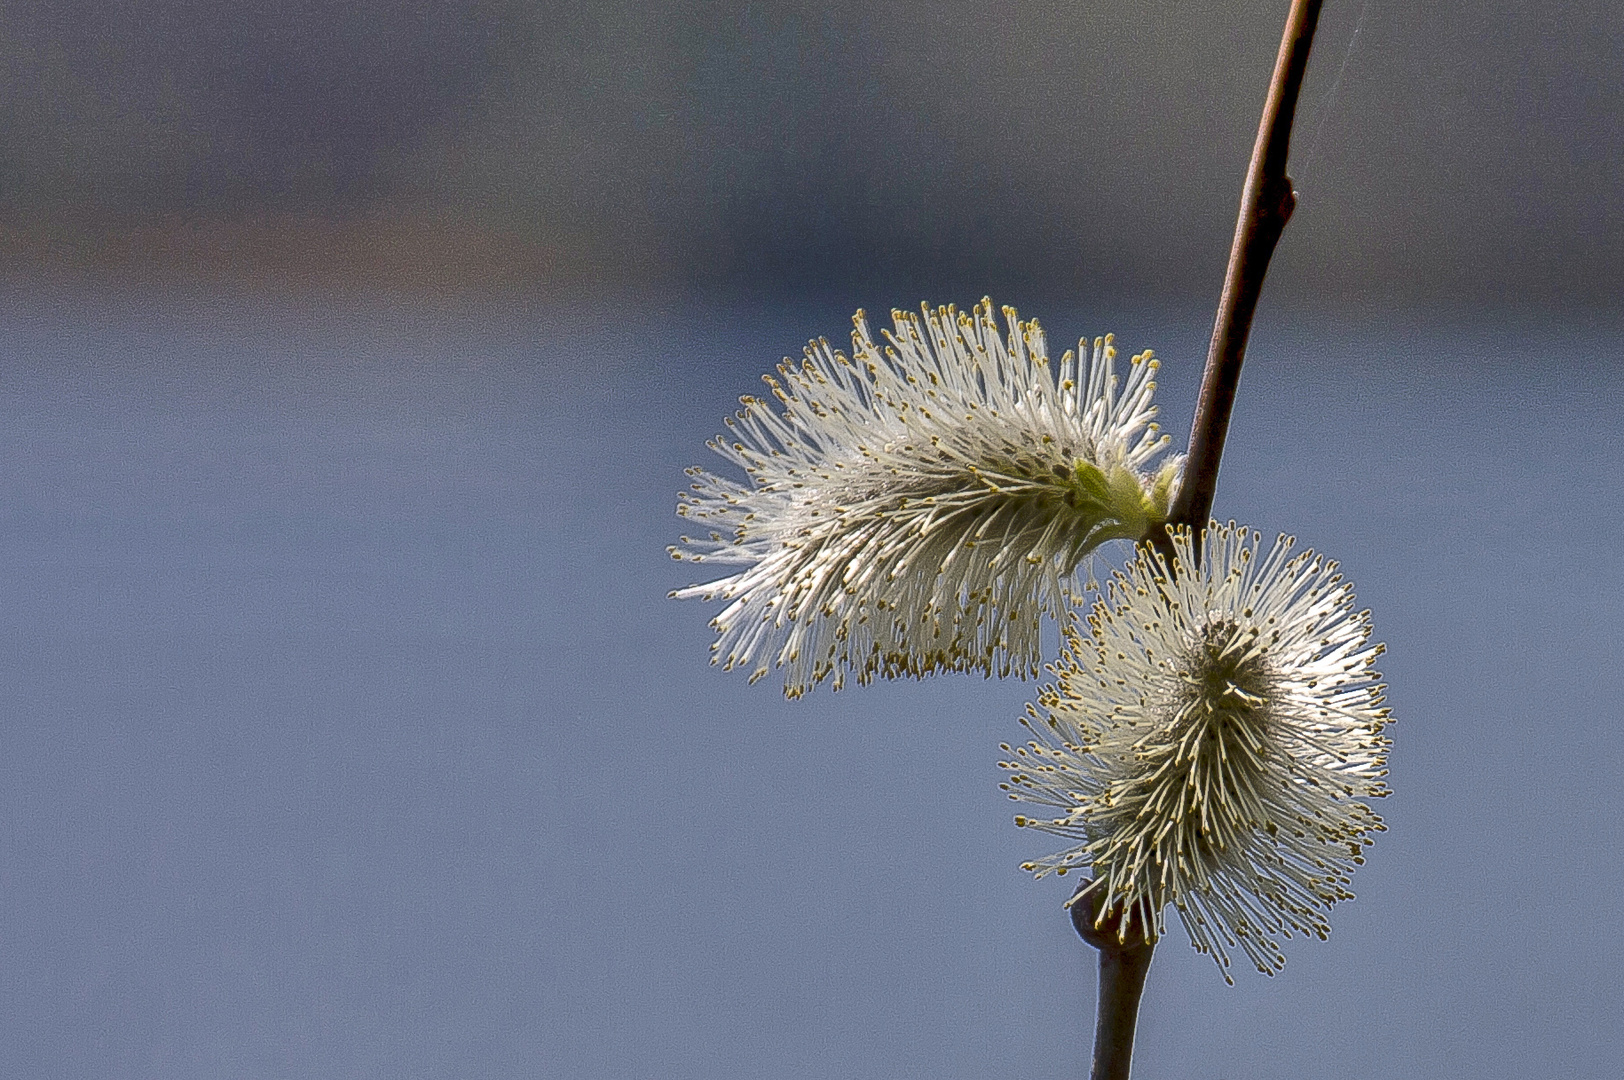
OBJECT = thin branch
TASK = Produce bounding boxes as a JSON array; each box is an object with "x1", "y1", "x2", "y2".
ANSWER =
[
  {"x1": 1167, "y1": 0, "x2": 1327, "y2": 537},
  {"x1": 1082, "y1": 4, "x2": 1330, "y2": 1077},
  {"x1": 1071, "y1": 890, "x2": 1156, "y2": 1080}
]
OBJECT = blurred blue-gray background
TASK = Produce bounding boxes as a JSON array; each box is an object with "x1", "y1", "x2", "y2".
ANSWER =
[{"x1": 1, "y1": 2, "x2": 1620, "y2": 1077}]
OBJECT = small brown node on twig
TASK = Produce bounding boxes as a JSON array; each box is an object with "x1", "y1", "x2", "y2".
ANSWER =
[{"x1": 1069, "y1": 884, "x2": 1157, "y2": 955}]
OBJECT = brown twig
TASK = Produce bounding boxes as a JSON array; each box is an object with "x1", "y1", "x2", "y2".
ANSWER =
[
  {"x1": 1071, "y1": 889, "x2": 1156, "y2": 1080},
  {"x1": 1167, "y1": 0, "x2": 1327, "y2": 538},
  {"x1": 1082, "y1": 3, "x2": 1328, "y2": 1077}
]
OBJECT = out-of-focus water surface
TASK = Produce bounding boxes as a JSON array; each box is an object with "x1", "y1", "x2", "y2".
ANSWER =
[{"x1": 0, "y1": 289, "x2": 1618, "y2": 1079}]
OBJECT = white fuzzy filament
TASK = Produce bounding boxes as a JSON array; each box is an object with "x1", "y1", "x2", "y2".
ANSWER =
[
  {"x1": 1002, "y1": 523, "x2": 1392, "y2": 980},
  {"x1": 671, "y1": 299, "x2": 1183, "y2": 697}
]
